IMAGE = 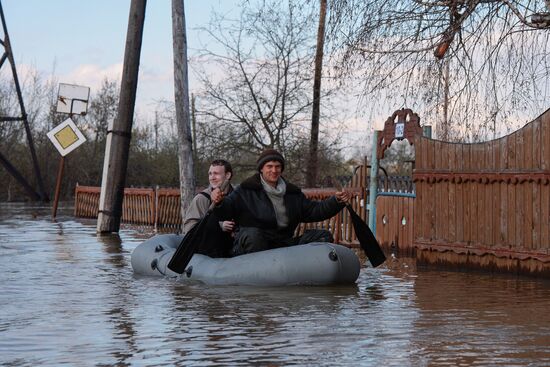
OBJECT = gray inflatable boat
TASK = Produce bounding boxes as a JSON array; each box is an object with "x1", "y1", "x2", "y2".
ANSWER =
[{"x1": 131, "y1": 234, "x2": 361, "y2": 286}]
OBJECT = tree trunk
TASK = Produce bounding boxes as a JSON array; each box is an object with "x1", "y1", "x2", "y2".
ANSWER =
[
  {"x1": 306, "y1": 0, "x2": 327, "y2": 188},
  {"x1": 97, "y1": 0, "x2": 146, "y2": 233},
  {"x1": 172, "y1": 0, "x2": 195, "y2": 231}
]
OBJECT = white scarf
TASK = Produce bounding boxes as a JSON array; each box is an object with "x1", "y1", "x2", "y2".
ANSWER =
[{"x1": 261, "y1": 175, "x2": 288, "y2": 229}]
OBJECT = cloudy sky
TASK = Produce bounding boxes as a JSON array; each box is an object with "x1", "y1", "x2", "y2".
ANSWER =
[
  {"x1": 1, "y1": 1, "x2": 242, "y2": 117},
  {"x1": 0, "y1": 1, "x2": 381, "y2": 158}
]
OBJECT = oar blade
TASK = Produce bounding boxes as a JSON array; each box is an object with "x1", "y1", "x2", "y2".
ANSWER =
[
  {"x1": 168, "y1": 180, "x2": 231, "y2": 274},
  {"x1": 167, "y1": 213, "x2": 210, "y2": 274},
  {"x1": 347, "y1": 205, "x2": 386, "y2": 267}
]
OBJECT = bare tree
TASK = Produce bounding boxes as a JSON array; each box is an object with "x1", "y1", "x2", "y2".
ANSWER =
[
  {"x1": 192, "y1": 1, "x2": 318, "y2": 161},
  {"x1": 83, "y1": 78, "x2": 119, "y2": 145},
  {"x1": 306, "y1": 0, "x2": 328, "y2": 187},
  {"x1": 328, "y1": 0, "x2": 550, "y2": 141}
]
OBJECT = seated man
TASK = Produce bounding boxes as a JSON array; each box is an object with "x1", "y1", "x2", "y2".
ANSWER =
[
  {"x1": 211, "y1": 149, "x2": 350, "y2": 256},
  {"x1": 183, "y1": 159, "x2": 235, "y2": 258}
]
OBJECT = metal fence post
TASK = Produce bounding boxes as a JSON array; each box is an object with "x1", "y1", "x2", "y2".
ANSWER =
[{"x1": 368, "y1": 130, "x2": 379, "y2": 233}]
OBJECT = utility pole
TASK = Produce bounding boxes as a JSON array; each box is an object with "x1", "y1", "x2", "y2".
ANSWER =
[
  {"x1": 172, "y1": 0, "x2": 195, "y2": 229},
  {"x1": 97, "y1": 0, "x2": 147, "y2": 233}
]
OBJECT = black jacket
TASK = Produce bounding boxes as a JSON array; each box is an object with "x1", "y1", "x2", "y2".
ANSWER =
[{"x1": 214, "y1": 173, "x2": 345, "y2": 238}]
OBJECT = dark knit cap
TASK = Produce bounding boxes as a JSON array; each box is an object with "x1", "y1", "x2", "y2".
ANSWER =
[{"x1": 257, "y1": 149, "x2": 285, "y2": 171}]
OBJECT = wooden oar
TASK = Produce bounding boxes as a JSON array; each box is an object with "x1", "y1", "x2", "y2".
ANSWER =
[
  {"x1": 334, "y1": 181, "x2": 386, "y2": 267},
  {"x1": 167, "y1": 180, "x2": 230, "y2": 274}
]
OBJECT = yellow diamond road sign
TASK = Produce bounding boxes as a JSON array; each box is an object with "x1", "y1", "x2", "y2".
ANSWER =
[{"x1": 47, "y1": 117, "x2": 86, "y2": 156}]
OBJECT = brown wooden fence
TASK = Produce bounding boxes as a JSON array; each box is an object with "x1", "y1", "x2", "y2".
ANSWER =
[
  {"x1": 75, "y1": 175, "x2": 413, "y2": 247},
  {"x1": 74, "y1": 185, "x2": 367, "y2": 246},
  {"x1": 412, "y1": 108, "x2": 550, "y2": 275},
  {"x1": 375, "y1": 193, "x2": 415, "y2": 253}
]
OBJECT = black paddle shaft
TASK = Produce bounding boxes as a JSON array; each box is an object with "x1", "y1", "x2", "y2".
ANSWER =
[
  {"x1": 333, "y1": 180, "x2": 386, "y2": 267},
  {"x1": 345, "y1": 204, "x2": 386, "y2": 267},
  {"x1": 167, "y1": 211, "x2": 212, "y2": 274},
  {"x1": 167, "y1": 180, "x2": 230, "y2": 274}
]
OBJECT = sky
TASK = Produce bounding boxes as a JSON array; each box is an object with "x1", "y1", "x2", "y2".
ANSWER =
[
  {"x1": 1, "y1": 0, "x2": 243, "y2": 119},
  {"x1": 0, "y1": 0, "x2": 385, "y2": 158}
]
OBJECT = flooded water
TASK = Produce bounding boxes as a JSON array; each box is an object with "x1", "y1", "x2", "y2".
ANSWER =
[{"x1": 1, "y1": 202, "x2": 549, "y2": 366}]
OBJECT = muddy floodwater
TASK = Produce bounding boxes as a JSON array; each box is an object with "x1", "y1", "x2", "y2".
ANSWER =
[{"x1": 1, "y1": 202, "x2": 549, "y2": 366}]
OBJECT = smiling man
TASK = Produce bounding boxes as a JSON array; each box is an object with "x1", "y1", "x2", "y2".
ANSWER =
[
  {"x1": 211, "y1": 149, "x2": 351, "y2": 256},
  {"x1": 183, "y1": 159, "x2": 235, "y2": 258}
]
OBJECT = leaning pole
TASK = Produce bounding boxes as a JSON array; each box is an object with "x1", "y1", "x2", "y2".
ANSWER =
[
  {"x1": 172, "y1": 0, "x2": 195, "y2": 230},
  {"x1": 97, "y1": 0, "x2": 147, "y2": 233}
]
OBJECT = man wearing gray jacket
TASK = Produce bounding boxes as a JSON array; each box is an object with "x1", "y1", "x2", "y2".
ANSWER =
[{"x1": 183, "y1": 159, "x2": 235, "y2": 257}]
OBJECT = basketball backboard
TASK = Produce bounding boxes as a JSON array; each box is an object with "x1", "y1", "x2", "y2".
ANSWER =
[{"x1": 56, "y1": 83, "x2": 90, "y2": 115}]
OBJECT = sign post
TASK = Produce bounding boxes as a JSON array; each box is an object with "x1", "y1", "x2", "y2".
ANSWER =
[{"x1": 48, "y1": 83, "x2": 90, "y2": 218}]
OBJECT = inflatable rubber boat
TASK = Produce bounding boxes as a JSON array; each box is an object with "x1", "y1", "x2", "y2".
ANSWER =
[{"x1": 131, "y1": 234, "x2": 361, "y2": 286}]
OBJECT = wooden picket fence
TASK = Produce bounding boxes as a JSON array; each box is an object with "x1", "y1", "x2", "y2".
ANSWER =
[
  {"x1": 74, "y1": 185, "x2": 181, "y2": 231},
  {"x1": 74, "y1": 175, "x2": 414, "y2": 247}
]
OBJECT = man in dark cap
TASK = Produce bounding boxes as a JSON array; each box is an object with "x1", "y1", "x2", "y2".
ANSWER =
[{"x1": 211, "y1": 149, "x2": 350, "y2": 256}]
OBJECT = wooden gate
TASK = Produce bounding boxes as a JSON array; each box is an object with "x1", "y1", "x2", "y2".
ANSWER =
[{"x1": 413, "y1": 108, "x2": 550, "y2": 276}]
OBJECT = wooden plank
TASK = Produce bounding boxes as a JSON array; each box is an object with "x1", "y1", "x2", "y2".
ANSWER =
[
  {"x1": 434, "y1": 141, "x2": 443, "y2": 242},
  {"x1": 524, "y1": 181, "x2": 534, "y2": 250},
  {"x1": 448, "y1": 175, "x2": 456, "y2": 243},
  {"x1": 500, "y1": 132, "x2": 509, "y2": 170},
  {"x1": 442, "y1": 142, "x2": 450, "y2": 243},
  {"x1": 422, "y1": 137, "x2": 429, "y2": 170},
  {"x1": 532, "y1": 181, "x2": 541, "y2": 251},
  {"x1": 475, "y1": 143, "x2": 486, "y2": 246},
  {"x1": 415, "y1": 181, "x2": 425, "y2": 241},
  {"x1": 462, "y1": 142, "x2": 471, "y2": 171},
  {"x1": 392, "y1": 195, "x2": 399, "y2": 246},
  {"x1": 507, "y1": 131, "x2": 517, "y2": 169},
  {"x1": 434, "y1": 140, "x2": 443, "y2": 171},
  {"x1": 418, "y1": 180, "x2": 428, "y2": 241},
  {"x1": 498, "y1": 180, "x2": 506, "y2": 246},
  {"x1": 461, "y1": 144, "x2": 470, "y2": 243},
  {"x1": 428, "y1": 136, "x2": 436, "y2": 171},
  {"x1": 399, "y1": 197, "x2": 406, "y2": 249},
  {"x1": 428, "y1": 181, "x2": 436, "y2": 241},
  {"x1": 498, "y1": 138, "x2": 508, "y2": 246},
  {"x1": 404, "y1": 197, "x2": 414, "y2": 249},
  {"x1": 455, "y1": 179, "x2": 464, "y2": 244},
  {"x1": 532, "y1": 118, "x2": 541, "y2": 169},
  {"x1": 454, "y1": 144, "x2": 464, "y2": 244},
  {"x1": 490, "y1": 177, "x2": 499, "y2": 248},
  {"x1": 542, "y1": 110, "x2": 550, "y2": 170},
  {"x1": 506, "y1": 133, "x2": 517, "y2": 247},
  {"x1": 515, "y1": 180, "x2": 524, "y2": 251},
  {"x1": 523, "y1": 121, "x2": 534, "y2": 170},
  {"x1": 516, "y1": 128, "x2": 525, "y2": 170},
  {"x1": 472, "y1": 143, "x2": 481, "y2": 245},
  {"x1": 541, "y1": 181, "x2": 550, "y2": 253},
  {"x1": 375, "y1": 196, "x2": 385, "y2": 244},
  {"x1": 542, "y1": 110, "x2": 550, "y2": 252}
]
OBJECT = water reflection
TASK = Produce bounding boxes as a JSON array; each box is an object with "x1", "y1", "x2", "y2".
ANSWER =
[
  {"x1": 1, "y1": 203, "x2": 550, "y2": 366},
  {"x1": 98, "y1": 233, "x2": 126, "y2": 269}
]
